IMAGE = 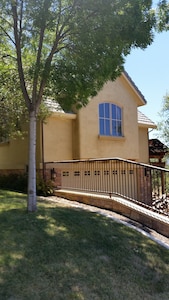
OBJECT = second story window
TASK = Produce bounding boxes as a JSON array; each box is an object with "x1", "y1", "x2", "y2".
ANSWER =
[{"x1": 99, "y1": 103, "x2": 122, "y2": 137}]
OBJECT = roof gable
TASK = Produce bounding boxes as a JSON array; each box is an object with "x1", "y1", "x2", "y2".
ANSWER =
[
  {"x1": 138, "y1": 110, "x2": 156, "y2": 129},
  {"x1": 122, "y1": 71, "x2": 147, "y2": 107}
]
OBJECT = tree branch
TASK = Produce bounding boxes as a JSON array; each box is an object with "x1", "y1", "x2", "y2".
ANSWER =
[
  {"x1": 1, "y1": 54, "x2": 17, "y2": 61},
  {"x1": 32, "y1": 24, "x2": 46, "y2": 107},
  {"x1": 0, "y1": 24, "x2": 16, "y2": 45},
  {"x1": 32, "y1": 0, "x2": 53, "y2": 109},
  {"x1": 19, "y1": 0, "x2": 23, "y2": 42},
  {"x1": 36, "y1": 0, "x2": 78, "y2": 109},
  {"x1": 11, "y1": 2, "x2": 30, "y2": 110}
]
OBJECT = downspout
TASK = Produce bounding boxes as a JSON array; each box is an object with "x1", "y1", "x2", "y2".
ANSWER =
[
  {"x1": 41, "y1": 121, "x2": 45, "y2": 180},
  {"x1": 148, "y1": 128, "x2": 155, "y2": 164},
  {"x1": 148, "y1": 128, "x2": 154, "y2": 135}
]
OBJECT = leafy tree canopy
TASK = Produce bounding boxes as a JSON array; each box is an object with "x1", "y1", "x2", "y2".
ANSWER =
[
  {"x1": 0, "y1": 0, "x2": 157, "y2": 114},
  {"x1": 157, "y1": 94, "x2": 169, "y2": 146},
  {"x1": 156, "y1": 0, "x2": 169, "y2": 31},
  {"x1": 1, "y1": 0, "x2": 168, "y2": 211},
  {"x1": 0, "y1": 59, "x2": 26, "y2": 141}
]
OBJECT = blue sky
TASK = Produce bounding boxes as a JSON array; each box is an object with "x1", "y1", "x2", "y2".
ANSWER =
[{"x1": 124, "y1": 6, "x2": 169, "y2": 139}]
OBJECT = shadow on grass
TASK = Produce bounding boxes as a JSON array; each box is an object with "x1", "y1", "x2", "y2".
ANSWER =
[{"x1": 0, "y1": 199, "x2": 169, "y2": 300}]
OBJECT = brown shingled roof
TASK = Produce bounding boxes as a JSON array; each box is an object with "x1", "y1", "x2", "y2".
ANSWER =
[
  {"x1": 138, "y1": 110, "x2": 157, "y2": 129},
  {"x1": 149, "y1": 139, "x2": 169, "y2": 156}
]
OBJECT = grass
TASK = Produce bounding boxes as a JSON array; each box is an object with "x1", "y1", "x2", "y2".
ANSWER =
[{"x1": 0, "y1": 190, "x2": 169, "y2": 300}]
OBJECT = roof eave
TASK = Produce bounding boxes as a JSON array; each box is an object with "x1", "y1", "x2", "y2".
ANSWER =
[
  {"x1": 138, "y1": 122, "x2": 157, "y2": 129},
  {"x1": 52, "y1": 112, "x2": 77, "y2": 120},
  {"x1": 122, "y1": 71, "x2": 147, "y2": 107}
]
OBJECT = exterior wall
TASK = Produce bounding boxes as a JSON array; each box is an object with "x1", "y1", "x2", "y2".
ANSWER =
[
  {"x1": 72, "y1": 118, "x2": 80, "y2": 159},
  {"x1": 0, "y1": 122, "x2": 43, "y2": 171},
  {"x1": 76, "y1": 76, "x2": 140, "y2": 161},
  {"x1": 138, "y1": 127, "x2": 149, "y2": 163},
  {"x1": 37, "y1": 121, "x2": 43, "y2": 168},
  {"x1": 0, "y1": 115, "x2": 74, "y2": 172},
  {"x1": 42, "y1": 114, "x2": 74, "y2": 162},
  {"x1": 0, "y1": 135, "x2": 29, "y2": 170},
  {"x1": 0, "y1": 74, "x2": 152, "y2": 171}
]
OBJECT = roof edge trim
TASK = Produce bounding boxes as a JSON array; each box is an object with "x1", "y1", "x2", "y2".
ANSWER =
[{"x1": 122, "y1": 71, "x2": 147, "y2": 106}]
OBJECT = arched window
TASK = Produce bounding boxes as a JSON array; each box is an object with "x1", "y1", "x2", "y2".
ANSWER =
[{"x1": 99, "y1": 103, "x2": 122, "y2": 137}]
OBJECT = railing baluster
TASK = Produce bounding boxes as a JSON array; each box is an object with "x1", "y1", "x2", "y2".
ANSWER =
[{"x1": 44, "y1": 158, "x2": 169, "y2": 217}]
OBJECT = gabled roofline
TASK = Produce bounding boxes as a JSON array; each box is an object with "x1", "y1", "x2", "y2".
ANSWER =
[
  {"x1": 138, "y1": 110, "x2": 157, "y2": 129},
  {"x1": 122, "y1": 71, "x2": 147, "y2": 106}
]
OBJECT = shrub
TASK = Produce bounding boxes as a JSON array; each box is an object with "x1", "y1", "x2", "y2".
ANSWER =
[
  {"x1": 0, "y1": 173, "x2": 27, "y2": 193},
  {"x1": 36, "y1": 174, "x2": 54, "y2": 196},
  {"x1": 0, "y1": 173, "x2": 54, "y2": 196}
]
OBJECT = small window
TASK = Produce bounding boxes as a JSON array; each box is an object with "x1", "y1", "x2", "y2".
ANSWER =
[
  {"x1": 99, "y1": 103, "x2": 122, "y2": 137},
  {"x1": 112, "y1": 170, "x2": 117, "y2": 175},
  {"x1": 63, "y1": 171, "x2": 69, "y2": 177},
  {"x1": 74, "y1": 171, "x2": 80, "y2": 176},
  {"x1": 104, "y1": 170, "x2": 109, "y2": 175},
  {"x1": 84, "y1": 171, "x2": 90, "y2": 176}
]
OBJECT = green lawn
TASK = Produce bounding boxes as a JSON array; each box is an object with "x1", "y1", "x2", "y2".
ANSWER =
[{"x1": 0, "y1": 190, "x2": 169, "y2": 300}]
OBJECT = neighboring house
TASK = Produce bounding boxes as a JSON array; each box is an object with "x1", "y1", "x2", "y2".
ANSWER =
[
  {"x1": 0, "y1": 71, "x2": 156, "y2": 174},
  {"x1": 149, "y1": 138, "x2": 169, "y2": 167}
]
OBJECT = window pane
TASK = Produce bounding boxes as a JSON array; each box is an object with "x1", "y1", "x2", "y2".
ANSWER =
[
  {"x1": 105, "y1": 103, "x2": 110, "y2": 118},
  {"x1": 99, "y1": 103, "x2": 122, "y2": 137},
  {"x1": 99, "y1": 103, "x2": 104, "y2": 118},
  {"x1": 116, "y1": 106, "x2": 121, "y2": 120},
  {"x1": 99, "y1": 119, "x2": 104, "y2": 135},
  {"x1": 112, "y1": 104, "x2": 116, "y2": 119},
  {"x1": 105, "y1": 119, "x2": 110, "y2": 135},
  {"x1": 112, "y1": 120, "x2": 116, "y2": 136},
  {"x1": 117, "y1": 121, "x2": 122, "y2": 136}
]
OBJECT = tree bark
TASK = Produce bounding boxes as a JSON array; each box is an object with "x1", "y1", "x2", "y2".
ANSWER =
[{"x1": 27, "y1": 110, "x2": 37, "y2": 212}]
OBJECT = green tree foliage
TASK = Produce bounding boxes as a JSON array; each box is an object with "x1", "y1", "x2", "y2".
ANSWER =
[
  {"x1": 0, "y1": 1, "x2": 157, "y2": 111},
  {"x1": 156, "y1": 0, "x2": 169, "y2": 31},
  {"x1": 0, "y1": 68, "x2": 27, "y2": 142},
  {"x1": 155, "y1": 1, "x2": 169, "y2": 149},
  {"x1": 157, "y1": 94, "x2": 169, "y2": 146},
  {"x1": 0, "y1": 0, "x2": 166, "y2": 211}
]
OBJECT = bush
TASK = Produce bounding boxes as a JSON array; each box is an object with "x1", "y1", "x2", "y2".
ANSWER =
[
  {"x1": 36, "y1": 174, "x2": 54, "y2": 196},
  {"x1": 0, "y1": 173, "x2": 54, "y2": 196},
  {"x1": 0, "y1": 173, "x2": 27, "y2": 193}
]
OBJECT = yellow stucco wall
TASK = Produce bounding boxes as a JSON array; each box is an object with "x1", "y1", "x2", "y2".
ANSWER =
[
  {"x1": 138, "y1": 127, "x2": 149, "y2": 163},
  {"x1": 0, "y1": 74, "x2": 151, "y2": 170},
  {"x1": 0, "y1": 115, "x2": 74, "y2": 170},
  {"x1": 0, "y1": 122, "x2": 42, "y2": 170},
  {"x1": 0, "y1": 135, "x2": 29, "y2": 170},
  {"x1": 43, "y1": 114, "x2": 73, "y2": 162},
  {"x1": 75, "y1": 76, "x2": 141, "y2": 161}
]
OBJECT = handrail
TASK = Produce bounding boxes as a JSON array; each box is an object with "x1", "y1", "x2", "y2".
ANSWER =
[{"x1": 44, "y1": 158, "x2": 169, "y2": 217}]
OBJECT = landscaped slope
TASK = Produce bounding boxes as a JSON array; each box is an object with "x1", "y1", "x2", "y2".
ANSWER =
[{"x1": 0, "y1": 190, "x2": 169, "y2": 300}]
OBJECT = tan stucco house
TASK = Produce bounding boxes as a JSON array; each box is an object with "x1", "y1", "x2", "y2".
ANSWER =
[{"x1": 0, "y1": 71, "x2": 156, "y2": 174}]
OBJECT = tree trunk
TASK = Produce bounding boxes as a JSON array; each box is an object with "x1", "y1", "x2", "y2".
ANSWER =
[{"x1": 27, "y1": 110, "x2": 37, "y2": 212}]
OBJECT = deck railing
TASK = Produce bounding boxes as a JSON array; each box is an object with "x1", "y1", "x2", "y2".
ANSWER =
[{"x1": 44, "y1": 158, "x2": 169, "y2": 216}]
